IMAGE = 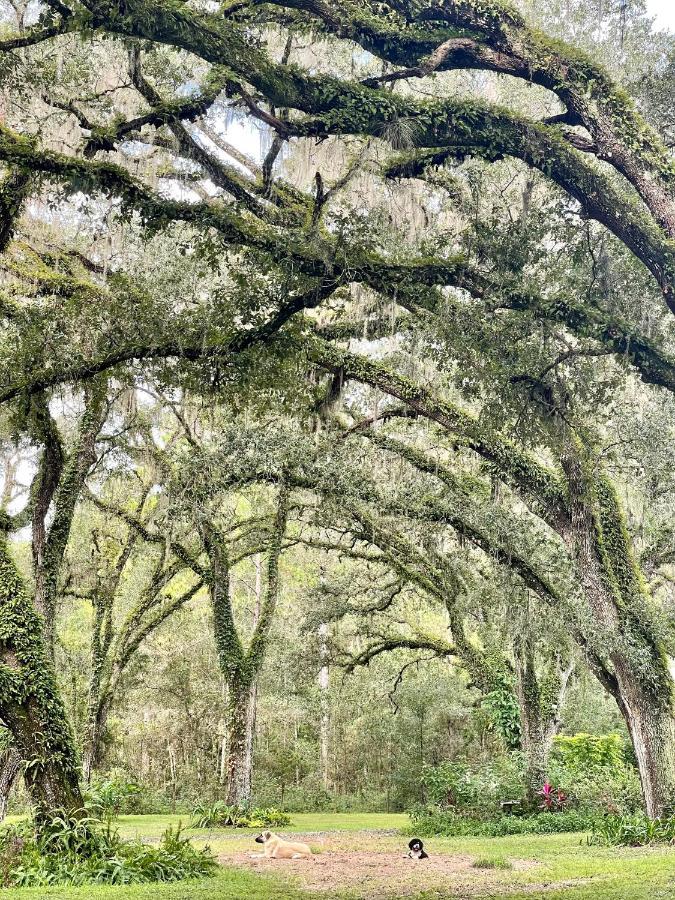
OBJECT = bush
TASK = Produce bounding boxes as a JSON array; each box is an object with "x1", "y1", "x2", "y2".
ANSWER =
[
  {"x1": 86, "y1": 773, "x2": 142, "y2": 817},
  {"x1": 421, "y1": 755, "x2": 527, "y2": 816},
  {"x1": 191, "y1": 801, "x2": 291, "y2": 829},
  {"x1": 0, "y1": 815, "x2": 216, "y2": 887},
  {"x1": 588, "y1": 813, "x2": 675, "y2": 847},
  {"x1": 417, "y1": 740, "x2": 642, "y2": 823},
  {"x1": 408, "y1": 806, "x2": 601, "y2": 837},
  {"x1": 552, "y1": 734, "x2": 626, "y2": 770},
  {"x1": 86, "y1": 770, "x2": 177, "y2": 816}
]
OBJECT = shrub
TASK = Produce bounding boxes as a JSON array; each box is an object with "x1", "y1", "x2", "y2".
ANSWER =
[
  {"x1": 588, "y1": 813, "x2": 675, "y2": 847},
  {"x1": 408, "y1": 806, "x2": 601, "y2": 837},
  {"x1": 191, "y1": 801, "x2": 291, "y2": 829},
  {"x1": 546, "y1": 757, "x2": 642, "y2": 815},
  {"x1": 86, "y1": 773, "x2": 142, "y2": 817},
  {"x1": 552, "y1": 734, "x2": 626, "y2": 771},
  {"x1": 421, "y1": 755, "x2": 527, "y2": 816},
  {"x1": 0, "y1": 815, "x2": 216, "y2": 887},
  {"x1": 537, "y1": 781, "x2": 567, "y2": 812}
]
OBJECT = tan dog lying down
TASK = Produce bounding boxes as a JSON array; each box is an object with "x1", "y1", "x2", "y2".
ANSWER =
[{"x1": 251, "y1": 830, "x2": 313, "y2": 860}]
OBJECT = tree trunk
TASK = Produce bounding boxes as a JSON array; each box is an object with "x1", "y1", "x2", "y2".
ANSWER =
[
  {"x1": 0, "y1": 747, "x2": 21, "y2": 821},
  {"x1": 82, "y1": 700, "x2": 109, "y2": 785},
  {"x1": 318, "y1": 623, "x2": 330, "y2": 791},
  {"x1": 0, "y1": 525, "x2": 84, "y2": 819},
  {"x1": 515, "y1": 634, "x2": 573, "y2": 800},
  {"x1": 560, "y1": 439, "x2": 675, "y2": 819},
  {"x1": 612, "y1": 663, "x2": 675, "y2": 820},
  {"x1": 225, "y1": 678, "x2": 257, "y2": 807},
  {"x1": 208, "y1": 489, "x2": 288, "y2": 808}
]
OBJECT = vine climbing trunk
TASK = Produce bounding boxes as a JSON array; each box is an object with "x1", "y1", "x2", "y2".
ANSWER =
[
  {"x1": 224, "y1": 677, "x2": 257, "y2": 807},
  {"x1": 82, "y1": 700, "x2": 110, "y2": 786},
  {"x1": 0, "y1": 520, "x2": 84, "y2": 819},
  {"x1": 206, "y1": 484, "x2": 290, "y2": 808},
  {"x1": 560, "y1": 437, "x2": 675, "y2": 819}
]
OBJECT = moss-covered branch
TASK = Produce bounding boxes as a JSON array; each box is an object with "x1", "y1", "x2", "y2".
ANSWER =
[
  {"x1": 306, "y1": 336, "x2": 567, "y2": 515},
  {"x1": 67, "y1": 0, "x2": 675, "y2": 311}
]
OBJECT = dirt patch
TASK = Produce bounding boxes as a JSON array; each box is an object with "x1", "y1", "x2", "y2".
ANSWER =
[{"x1": 220, "y1": 845, "x2": 537, "y2": 897}]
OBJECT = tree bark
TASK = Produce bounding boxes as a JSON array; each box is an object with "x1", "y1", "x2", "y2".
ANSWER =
[
  {"x1": 207, "y1": 486, "x2": 289, "y2": 808},
  {"x1": 618, "y1": 678, "x2": 675, "y2": 819},
  {"x1": 224, "y1": 678, "x2": 257, "y2": 807},
  {"x1": 515, "y1": 639, "x2": 573, "y2": 799},
  {"x1": 0, "y1": 747, "x2": 21, "y2": 821},
  {"x1": 318, "y1": 623, "x2": 330, "y2": 791},
  {"x1": 82, "y1": 700, "x2": 109, "y2": 786}
]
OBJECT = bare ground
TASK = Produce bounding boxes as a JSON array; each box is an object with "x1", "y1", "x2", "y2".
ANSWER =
[{"x1": 219, "y1": 834, "x2": 540, "y2": 898}]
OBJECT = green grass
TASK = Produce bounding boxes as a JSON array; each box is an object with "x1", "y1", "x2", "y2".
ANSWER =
[
  {"x1": 114, "y1": 811, "x2": 408, "y2": 838},
  {"x1": 0, "y1": 870, "x2": 310, "y2": 900},
  {"x1": 0, "y1": 813, "x2": 673, "y2": 899},
  {"x1": 472, "y1": 854, "x2": 513, "y2": 869}
]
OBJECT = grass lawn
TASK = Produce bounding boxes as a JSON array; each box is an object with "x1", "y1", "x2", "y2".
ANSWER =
[{"x1": 1, "y1": 813, "x2": 673, "y2": 899}]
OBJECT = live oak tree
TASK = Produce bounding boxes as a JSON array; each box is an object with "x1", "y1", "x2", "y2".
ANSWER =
[
  {"x1": 63, "y1": 479, "x2": 205, "y2": 784},
  {"x1": 89, "y1": 406, "x2": 294, "y2": 807},
  {"x1": 0, "y1": 0, "x2": 673, "y2": 818},
  {"x1": 309, "y1": 529, "x2": 575, "y2": 797},
  {"x1": 0, "y1": 385, "x2": 108, "y2": 818}
]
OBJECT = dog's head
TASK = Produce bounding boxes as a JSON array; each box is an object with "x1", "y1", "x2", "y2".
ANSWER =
[
  {"x1": 255, "y1": 830, "x2": 273, "y2": 844},
  {"x1": 408, "y1": 838, "x2": 424, "y2": 852}
]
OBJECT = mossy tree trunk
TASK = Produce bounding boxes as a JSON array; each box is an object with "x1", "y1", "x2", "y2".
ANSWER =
[
  {"x1": 205, "y1": 486, "x2": 289, "y2": 808},
  {"x1": 79, "y1": 531, "x2": 203, "y2": 784},
  {"x1": 0, "y1": 521, "x2": 84, "y2": 819},
  {"x1": 82, "y1": 700, "x2": 110, "y2": 787},
  {"x1": 224, "y1": 677, "x2": 258, "y2": 807},
  {"x1": 0, "y1": 386, "x2": 106, "y2": 814},
  {"x1": 560, "y1": 438, "x2": 675, "y2": 819},
  {"x1": 31, "y1": 387, "x2": 106, "y2": 656}
]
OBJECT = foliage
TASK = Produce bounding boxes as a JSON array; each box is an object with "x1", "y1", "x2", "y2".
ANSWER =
[
  {"x1": 537, "y1": 781, "x2": 567, "y2": 811},
  {"x1": 421, "y1": 756, "x2": 528, "y2": 815},
  {"x1": 408, "y1": 807, "x2": 602, "y2": 837},
  {"x1": 86, "y1": 773, "x2": 143, "y2": 817},
  {"x1": 1, "y1": 0, "x2": 675, "y2": 833},
  {"x1": 551, "y1": 733, "x2": 627, "y2": 770},
  {"x1": 480, "y1": 683, "x2": 522, "y2": 750},
  {"x1": 588, "y1": 813, "x2": 675, "y2": 846},
  {"x1": 548, "y1": 736, "x2": 643, "y2": 815},
  {"x1": 0, "y1": 816, "x2": 216, "y2": 887},
  {"x1": 191, "y1": 802, "x2": 291, "y2": 829}
]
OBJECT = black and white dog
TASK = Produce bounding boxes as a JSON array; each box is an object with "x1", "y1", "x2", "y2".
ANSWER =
[{"x1": 406, "y1": 837, "x2": 429, "y2": 859}]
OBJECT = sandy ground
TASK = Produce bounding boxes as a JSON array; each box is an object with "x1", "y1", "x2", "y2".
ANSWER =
[{"x1": 218, "y1": 833, "x2": 538, "y2": 897}]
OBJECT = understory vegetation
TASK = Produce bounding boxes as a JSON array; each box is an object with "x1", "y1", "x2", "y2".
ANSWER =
[
  {"x1": 0, "y1": 817, "x2": 216, "y2": 887},
  {"x1": 190, "y1": 803, "x2": 291, "y2": 829}
]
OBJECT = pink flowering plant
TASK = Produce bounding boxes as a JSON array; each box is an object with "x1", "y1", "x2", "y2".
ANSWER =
[{"x1": 538, "y1": 781, "x2": 568, "y2": 812}]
